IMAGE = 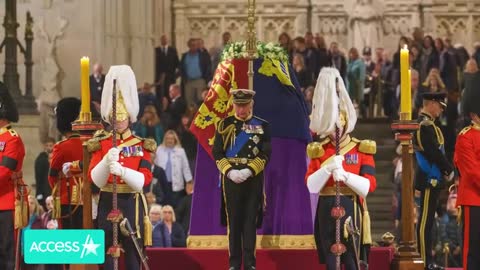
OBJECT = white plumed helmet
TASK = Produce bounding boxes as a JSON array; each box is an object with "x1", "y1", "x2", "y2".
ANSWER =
[
  {"x1": 309, "y1": 67, "x2": 357, "y2": 138},
  {"x1": 101, "y1": 65, "x2": 139, "y2": 124}
]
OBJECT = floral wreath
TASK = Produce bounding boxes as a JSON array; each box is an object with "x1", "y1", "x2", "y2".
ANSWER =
[{"x1": 221, "y1": 41, "x2": 289, "y2": 62}]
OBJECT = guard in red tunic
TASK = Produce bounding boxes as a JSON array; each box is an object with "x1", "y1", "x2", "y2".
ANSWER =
[
  {"x1": 454, "y1": 87, "x2": 480, "y2": 270},
  {"x1": 48, "y1": 97, "x2": 84, "y2": 229},
  {"x1": 0, "y1": 81, "x2": 26, "y2": 270},
  {"x1": 88, "y1": 65, "x2": 156, "y2": 270},
  {"x1": 305, "y1": 68, "x2": 376, "y2": 270}
]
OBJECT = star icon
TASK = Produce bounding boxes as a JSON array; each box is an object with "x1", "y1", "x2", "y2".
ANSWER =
[{"x1": 81, "y1": 235, "x2": 101, "y2": 258}]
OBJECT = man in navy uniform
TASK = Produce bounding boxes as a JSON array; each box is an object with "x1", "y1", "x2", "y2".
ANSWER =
[
  {"x1": 212, "y1": 89, "x2": 271, "y2": 270},
  {"x1": 414, "y1": 92, "x2": 454, "y2": 270}
]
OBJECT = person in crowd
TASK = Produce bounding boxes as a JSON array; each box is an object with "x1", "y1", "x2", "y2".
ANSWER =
[
  {"x1": 278, "y1": 32, "x2": 293, "y2": 57},
  {"x1": 165, "y1": 84, "x2": 187, "y2": 130},
  {"x1": 144, "y1": 152, "x2": 168, "y2": 207},
  {"x1": 347, "y1": 47, "x2": 366, "y2": 117},
  {"x1": 435, "y1": 38, "x2": 458, "y2": 92},
  {"x1": 138, "y1": 82, "x2": 160, "y2": 119},
  {"x1": 150, "y1": 204, "x2": 172, "y2": 248},
  {"x1": 315, "y1": 34, "x2": 331, "y2": 74},
  {"x1": 180, "y1": 38, "x2": 211, "y2": 108},
  {"x1": 472, "y1": 42, "x2": 480, "y2": 68},
  {"x1": 90, "y1": 63, "x2": 105, "y2": 118},
  {"x1": 380, "y1": 50, "x2": 396, "y2": 120},
  {"x1": 161, "y1": 205, "x2": 186, "y2": 247},
  {"x1": 437, "y1": 191, "x2": 462, "y2": 268},
  {"x1": 414, "y1": 92, "x2": 454, "y2": 270},
  {"x1": 155, "y1": 34, "x2": 179, "y2": 100},
  {"x1": 292, "y1": 53, "x2": 312, "y2": 90},
  {"x1": 419, "y1": 35, "x2": 440, "y2": 87},
  {"x1": 20, "y1": 196, "x2": 45, "y2": 270},
  {"x1": 154, "y1": 130, "x2": 193, "y2": 208},
  {"x1": 329, "y1": 41, "x2": 347, "y2": 81},
  {"x1": 422, "y1": 69, "x2": 446, "y2": 93},
  {"x1": 175, "y1": 114, "x2": 197, "y2": 173},
  {"x1": 133, "y1": 104, "x2": 164, "y2": 146},
  {"x1": 293, "y1": 37, "x2": 317, "y2": 84},
  {"x1": 393, "y1": 36, "x2": 410, "y2": 87},
  {"x1": 304, "y1": 86, "x2": 314, "y2": 114},
  {"x1": 211, "y1": 32, "x2": 232, "y2": 72},
  {"x1": 175, "y1": 181, "x2": 193, "y2": 235},
  {"x1": 459, "y1": 59, "x2": 480, "y2": 128},
  {"x1": 35, "y1": 137, "x2": 55, "y2": 210},
  {"x1": 363, "y1": 47, "x2": 376, "y2": 117}
]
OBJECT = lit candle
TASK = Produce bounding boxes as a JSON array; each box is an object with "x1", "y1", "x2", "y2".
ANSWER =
[
  {"x1": 400, "y1": 45, "x2": 411, "y2": 120},
  {"x1": 80, "y1": 57, "x2": 90, "y2": 114}
]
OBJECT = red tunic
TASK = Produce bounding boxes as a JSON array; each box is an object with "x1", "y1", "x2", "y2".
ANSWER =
[
  {"x1": 0, "y1": 125, "x2": 26, "y2": 210},
  {"x1": 454, "y1": 125, "x2": 480, "y2": 207},
  {"x1": 305, "y1": 137, "x2": 377, "y2": 194},
  {"x1": 88, "y1": 130, "x2": 153, "y2": 187},
  {"x1": 48, "y1": 134, "x2": 84, "y2": 205}
]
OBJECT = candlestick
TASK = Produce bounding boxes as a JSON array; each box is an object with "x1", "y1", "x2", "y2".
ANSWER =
[
  {"x1": 400, "y1": 46, "x2": 411, "y2": 121},
  {"x1": 80, "y1": 57, "x2": 91, "y2": 120}
]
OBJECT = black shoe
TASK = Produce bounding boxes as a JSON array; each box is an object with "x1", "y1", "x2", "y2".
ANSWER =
[
  {"x1": 245, "y1": 267, "x2": 256, "y2": 270},
  {"x1": 228, "y1": 267, "x2": 239, "y2": 270},
  {"x1": 426, "y1": 264, "x2": 444, "y2": 270}
]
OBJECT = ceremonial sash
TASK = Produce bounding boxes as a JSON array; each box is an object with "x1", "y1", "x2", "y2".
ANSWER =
[{"x1": 225, "y1": 118, "x2": 261, "y2": 158}]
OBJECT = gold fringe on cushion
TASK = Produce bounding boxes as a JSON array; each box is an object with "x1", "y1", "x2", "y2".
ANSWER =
[
  {"x1": 362, "y1": 201, "x2": 372, "y2": 245},
  {"x1": 457, "y1": 206, "x2": 462, "y2": 225},
  {"x1": 187, "y1": 234, "x2": 316, "y2": 249}
]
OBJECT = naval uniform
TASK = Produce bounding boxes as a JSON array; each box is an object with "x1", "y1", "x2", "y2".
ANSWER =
[
  {"x1": 413, "y1": 112, "x2": 453, "y2": 267},
  {"x1": 88, "y1": 129, "x2": 155, "y2": 270},
  {"x1": 212, "y1": 114, "x2": 271, "y2": 270},
  {"x1": 306, "y1": 136, "x2": 376, "y2": 270}
]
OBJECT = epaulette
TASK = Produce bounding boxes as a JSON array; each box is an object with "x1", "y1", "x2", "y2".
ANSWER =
[
  {"x1": 459, "y1": 126, "x2": 471, "y2": 136},
  {"x1": 55, "y1": 137, "x2": 68, "y2": 145},
  {"x1": 253, "y1": 116, "x2": 269, "y2": 123},
  {"x1": 307, "y1": 137, "x2": 330, "y2": 159},
  {"x1": 420, "y1": 119, "x2": 434, "y2": 126},
  {"x1": 8, "y1": 128, "x2": 18, "y2": 137},
  {"x1": 86, "y1": 131, "x2": 112, "y2": 153},
  {"x1": 358, "y1": 139, "x2": 377, "y2": 155},
  {"x1": 143, "y1": 138, "x2": 157, "y2": 152}
]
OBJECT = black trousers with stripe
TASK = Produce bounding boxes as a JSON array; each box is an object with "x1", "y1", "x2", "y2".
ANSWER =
[
  {"x1": 416, "y1": 188, "x2": 440, "y2": 267},
  {"x1": 463, "y1": 206, "x2": 480, "y2": 270},
  {"x1": 223, "y1": 176, "x2": 262, "y2": 269},
  {"x1": 0, "y1": 210, "x2": 14, "y2": 270}
]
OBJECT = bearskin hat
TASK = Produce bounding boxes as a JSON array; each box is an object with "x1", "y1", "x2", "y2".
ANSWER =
[
  {"x1": 462, "y1": 72, "x2": 480, "y2": 117},
  {"x1": 56, "y1": 97, "x2": 81, "y2": 134},
  {"x1": 0, "y1": 81, "x2": 19, "y2": 123}
]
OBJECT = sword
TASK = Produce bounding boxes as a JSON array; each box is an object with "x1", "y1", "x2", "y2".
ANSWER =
[
  {"x1": 120, "y1": 218, "x2": 150, "y2": 270},
  {"x1": 345, "y1": 216, "x2": 367, "y2": 270}
]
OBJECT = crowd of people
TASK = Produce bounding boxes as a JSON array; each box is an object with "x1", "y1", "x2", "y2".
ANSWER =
[{"x1": 23, "y1": 28, "x2": 480, "y2": 270}]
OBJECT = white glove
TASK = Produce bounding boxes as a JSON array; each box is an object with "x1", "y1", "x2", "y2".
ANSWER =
[
  {"x1": 62, "y1": 162, "x2": 72, "y2": 177},
  {"x1": 444, "y1": 171, "x2": 454, "y2": 182},
  {"x1": 227, "y1": 170, "x2": 243, "y2": 184},
  {"x1": 333, "y1": 168, "x2": 348, "y2": 182},
  {"x1": 105, "y1": 148, "x2": 120, "y2": 164},
  {"x1": 109, "y1": 161, "x2": 125, "y2": 177},
  {"x1": 91, "y1": 158, "x2": 109, "y2": 188},
  {"x1": 239, "y1": 168, "x2": 253, "y2": 180},
  {"x1": 323, "y1": 155, "x2": 344, "y2": 174}
]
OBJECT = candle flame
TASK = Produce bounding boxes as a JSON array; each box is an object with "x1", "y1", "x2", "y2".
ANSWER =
[{"x1": 403, "y1": 45, "x2": 408, "y2": 50}]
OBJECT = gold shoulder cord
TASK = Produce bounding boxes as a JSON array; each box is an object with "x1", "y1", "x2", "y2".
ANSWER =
[{"x1": 217, "y1": 120, "x2": 236, "y2": 151}]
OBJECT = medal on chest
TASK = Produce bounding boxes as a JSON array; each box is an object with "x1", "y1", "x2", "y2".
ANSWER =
[
  {"x1": 122, "y1": 145, "x2": 144, "y2": 157},
  {"x1": 345, "y1": 153, "x2": 359, "y2": 165}
]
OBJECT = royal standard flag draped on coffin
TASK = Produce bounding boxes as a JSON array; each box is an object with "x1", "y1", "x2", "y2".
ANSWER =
[{"x1": 190, "y1": 41, "x2": 311, "y2": 157}]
